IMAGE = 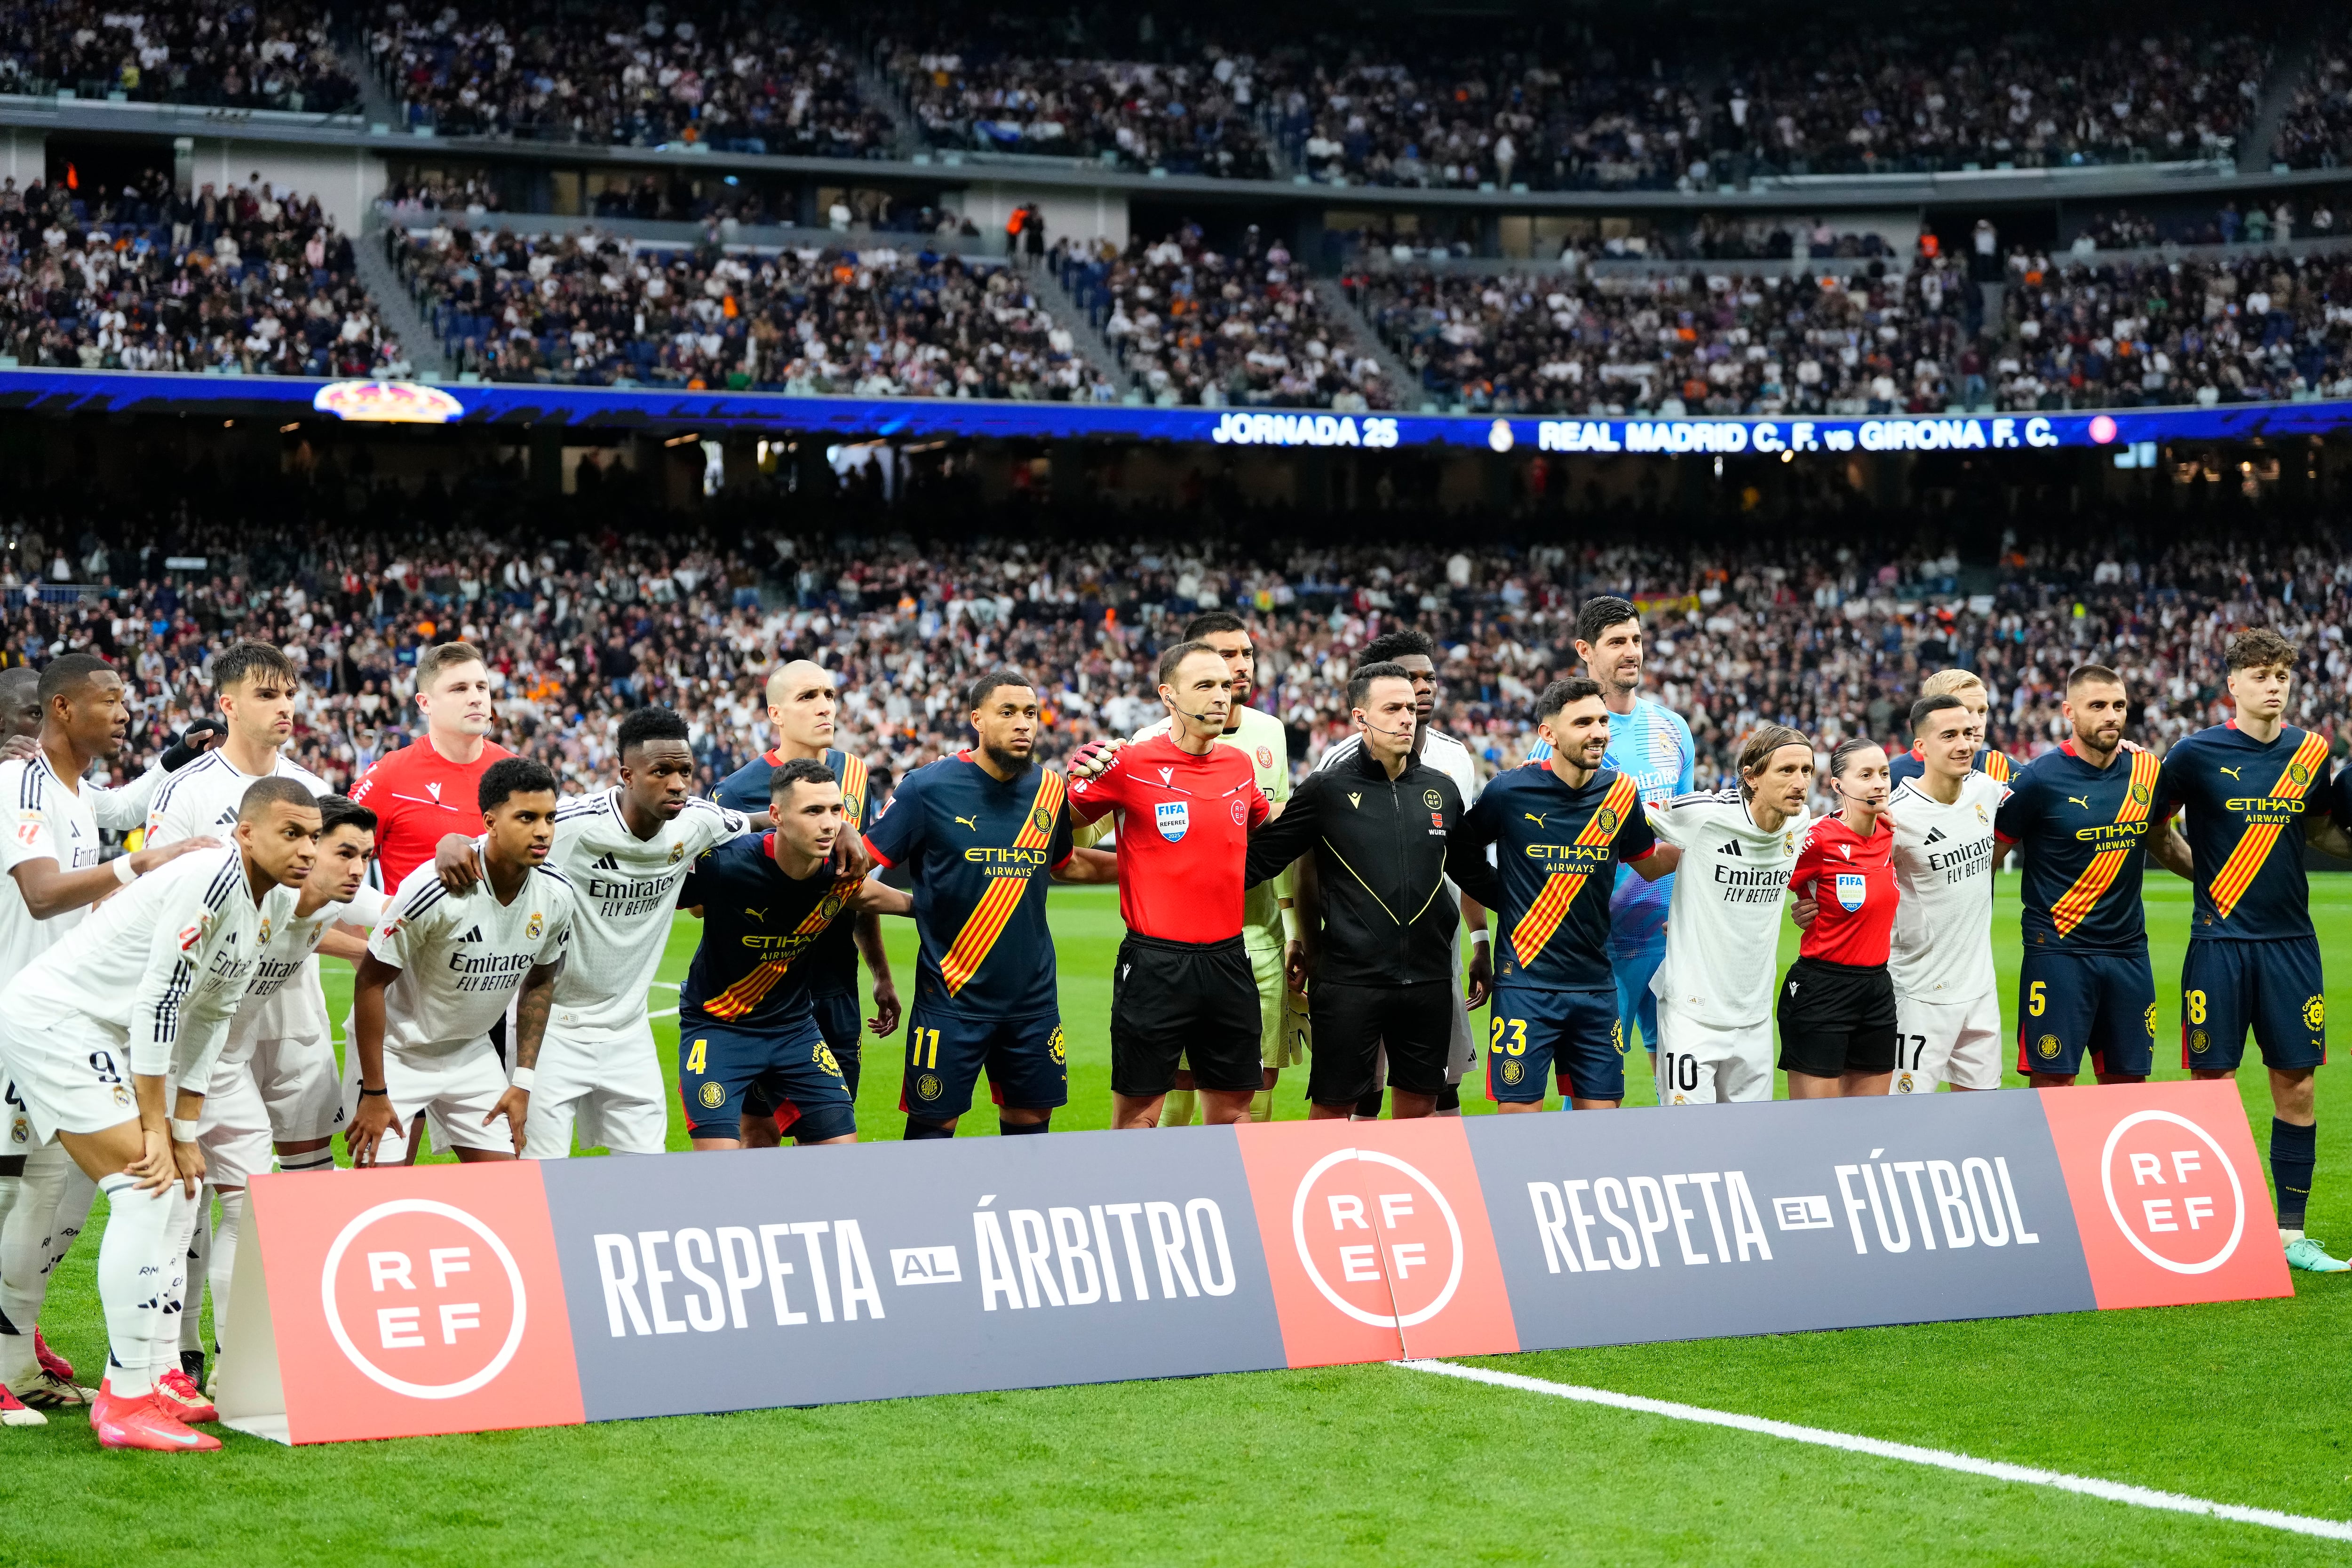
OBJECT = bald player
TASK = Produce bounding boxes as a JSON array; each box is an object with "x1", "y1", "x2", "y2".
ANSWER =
[
  {"x1": 715, "y1": 659, "x2": 897, "y2": 1139},
  {"x1": 1072, "y1": 611, "x2": 1304, "y2": 1126},
  {"x1": 1889, "y1": 669, "x2": 2016, "y2": 787}
]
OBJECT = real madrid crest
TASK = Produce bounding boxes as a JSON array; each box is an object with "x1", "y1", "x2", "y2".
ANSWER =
[
  {"x1": 668, "y1": 841, "x2": 686, "y2": 863},
  {"x1": 526, "y1": 911, "x2": 545, "y2": 939}
]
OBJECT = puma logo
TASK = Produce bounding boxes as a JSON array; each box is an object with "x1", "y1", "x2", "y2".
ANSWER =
[
  {"x1": 1523, "y1": 812, "x2": 1547, "y2": 828},
  {"x1": 2219, "y1": 765, "x2": 2243, "y2": 781},
  {"x1": 954, "y1": 815, "x2": 980, "y2": 831},
  {"x1": 2067, "y1": 795, "x2": 2090, "y2": 810},
  {"x1": 743, "y1": 907, "x2": 767, "y2": 923}
]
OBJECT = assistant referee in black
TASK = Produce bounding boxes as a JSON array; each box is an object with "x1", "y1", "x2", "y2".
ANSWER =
[{"x1": 1244, "y1": 662, "x2": 1503, "y2": 1119}]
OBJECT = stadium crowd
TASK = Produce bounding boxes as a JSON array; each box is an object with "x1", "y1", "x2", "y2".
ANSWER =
[
  {"x1": 393, "y1": 223, "x2": 1107, "y2": 395},
  {"x1": 0, "y1": 177, "x2": 407, "y2": 377},
  {"x1": 0, "y1": 0, "x2": 357, "y2": 111},
  {"x1": 365, "y1": 0, "x2": 894, "y2": 152},
  {"x1": 1058, "y1": 230, "x2": 1391, "y2": 408},
  {"x1": 1351, "y1": 244, "x2": 2352, "y2": 415},
  {"x1": 0, "y1": 469, "x2": 2337, "y2": 817}
]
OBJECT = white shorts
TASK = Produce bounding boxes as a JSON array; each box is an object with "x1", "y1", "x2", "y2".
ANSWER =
[
  {"x1": 524, "y1": 1022, "x2": 668, "y2": 1159},
  {"x1": 248, "y1": 1033, "x2": 344, "y2": 1144},
  {"x1": 198, "y1": 1062, "x2": 273, "y2": 1188},
  {"x1": 1895, "y1": 989, "x2": 2004, "y2": 1093},
  {"x1": 1652, "y1": 996, "x2": 1774, "y2": 1105},
  {"x1": 345, "y1": 1037, "x2": 515, "y2": 1161},
  {"x1": 0, "y1": 1020, "x2": 142, "y2": 1143}
]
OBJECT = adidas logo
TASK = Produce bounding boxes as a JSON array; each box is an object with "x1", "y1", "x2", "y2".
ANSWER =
[
  {"x1": 1923, "y1": 827, "x2": 1947, "y2": 844},
  {"x1": 591, "y1": 852, "x2": 621, "y2": 871},
  {"x1": 458, "y1": 924, "x2": 484, "y2": 943},
  {"x1": 1716, "y1": 840, "x2": 1743, "y2": 856}
]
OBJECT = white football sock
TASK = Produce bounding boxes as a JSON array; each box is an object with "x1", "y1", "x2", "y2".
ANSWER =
[
  {"x1": 209, "y1": 1189, "x2": 245, "y2": 1355},
  {"x1": 0, "y1": 1143, "x2": 70, "y2": 1340},
  {"x1": 44, "y1": 1161, "x2": 97, "y2": 1280},
  {"x1": 95, "y1": 1175, "x2": 175, "y2": 1400},
  {"x1": 150, "y1": 1185, "x2": 199, "y2": 1382},
  {"x1": 180, "y1": 1185, "x2": 213, "y2": 1356}
]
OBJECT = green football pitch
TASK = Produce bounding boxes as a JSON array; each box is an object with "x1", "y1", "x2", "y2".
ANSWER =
[{"x1": 7, "y1": 878, "x2": 2352, "y2": 1566}]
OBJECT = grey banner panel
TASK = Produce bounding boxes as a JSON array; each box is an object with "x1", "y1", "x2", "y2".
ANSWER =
[
  {"x1": 542, "y1": 1126, "x2": 1287, "y2": 1421},
  {"x1": 1466, "y1": 1092, "x2": 2095, "y2": 1349}
]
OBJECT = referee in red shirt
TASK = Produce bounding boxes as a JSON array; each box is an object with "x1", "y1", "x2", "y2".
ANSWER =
[
  {"x1": 350, "y1": 641, "x2": 513, "y2": 887},
  {"x1": 1069, "y1": 642, "x2": 1271, "y2": 1129},
  {"x1": 1779, "y1": 738, "x2": 1899, "y2": 1099}
]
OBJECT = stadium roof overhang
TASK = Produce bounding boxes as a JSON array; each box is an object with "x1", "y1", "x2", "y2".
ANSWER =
[{"x1": 0, "y1": 369, "x2": 2340, "y2": 456}]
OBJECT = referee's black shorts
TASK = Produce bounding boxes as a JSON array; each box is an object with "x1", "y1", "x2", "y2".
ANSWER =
[
  {"x1": 1111, "y1": 932, "x2": 1261, "y2": 1097},
  {"x1": 1309, "y1": 980, "x2": 1453, "y2": 1106},
  {"x1": 1776, "y1": 955, "x2": 1899, "y2": 1078}
]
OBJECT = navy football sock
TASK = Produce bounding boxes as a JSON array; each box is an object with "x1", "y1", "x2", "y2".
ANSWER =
[
  {"x1": 903, "y1": 1119, "x2": 954, "y2": 1141},
  {"x1": 2273, "y1": 1118, "x2": 2316, "y2": 1230},
  {"x1": 999, "y1": 1116, "x2": 1050, "y2": 1136}
]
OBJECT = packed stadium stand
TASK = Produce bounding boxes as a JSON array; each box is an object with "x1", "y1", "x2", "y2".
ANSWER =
[
  {"x1": 1350, "y1": 243, "x2": 2352, "y2": 416},
  {"x1": 0, "y1": 453, "x2": 2336, "y2": 805},
  {"x1": 1057, "y1": 228, "x2": 1390, "y2": 408},
  {"x1": 0, "y1": 177, "x2": 406, "y2": 376},
  {"x1": 0, "y1": 0, "x2": 358, "y2": 110},
  {"x1": 365, "y1": 1, "x2": 896, "y2": 151},
  {"x1": 391, "y1": 222, "x2": 1107, "y2": 393}
]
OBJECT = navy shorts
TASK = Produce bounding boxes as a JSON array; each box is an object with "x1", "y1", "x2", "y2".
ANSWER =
[
  {"x1": 2015, "y1": 947, "x2": 2155, "y2": 1080},
  {"x1": 1486, "y1": 985, "x2": 1625, "y2": 1104},
  {"x1": 899, "y1": 1005, "x2": 1068, "y2": 1122},
  {"x1": 677, "y1": 1011, "x2": 856, "y2": 1143},
  {"x1": 2182, "y1": 937, "x2": 2327, "y2": 1073},
  {"x1": 748, "y1": 990, "x2": 863, "y2": 1113}
]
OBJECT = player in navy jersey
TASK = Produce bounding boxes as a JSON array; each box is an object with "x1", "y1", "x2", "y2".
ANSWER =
[
  {"x1": 715, "y1": 659, "x2": 898, "y2": 1123},
  {"x1": 1887, "y1": 669, "x2": 2017, "y2": 788},
  {"x1": 1457, "y1": 677, "x2": 1674, "y2": 1110},
  {"x1": 863, "y1": 671, "x2": 1115, "y2": 1139},
  {"x1": 675, "y1": 759, "x2": 910, "y2": 1149},
  {"x1": 1527, "y1": 598, "x2": 1695, "y2": 1065},
  {"x1": 1992, "y1": 665, "x2": 2192, "y2": 1089},
  {"x1": 2151, "y1": 630, "x2": 2352, "y2": 1273}
]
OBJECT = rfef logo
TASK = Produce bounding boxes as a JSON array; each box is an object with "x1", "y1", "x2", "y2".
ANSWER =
[
  {"x1": 2037, "y1": 1081, "x2": 2289, "y2": 1310},
  {"x1": 230, "y1": 1160, "x2": 583, "y2": 1443},
  {"x1": 1236, "y1": 1118, "x2": 1517, "y2": 1365},
  {"x1": 1289, "y1": 1148, "x2": 1463, "y2": 1329},
  {"x1": 322, "y1": 1199, "x2": 528, "y2": 1398},
  {"x1": 2098, "y1": 1110, "x2": 2241, "y2": 1275}
]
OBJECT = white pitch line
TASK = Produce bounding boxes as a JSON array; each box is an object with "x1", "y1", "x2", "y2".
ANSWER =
[
  {"x1": 1398, "y1": 1360, "x2": 2352, "y2": 1544},
  {"x1": 648, "y1": 982, "x2": 681, "y2": 990},
  {"x1": 649, "y1": 1008, "x2": 679, "y2": 1019}
]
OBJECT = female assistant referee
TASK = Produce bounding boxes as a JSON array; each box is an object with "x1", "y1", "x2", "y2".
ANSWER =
[{"x1": 1778, "y1": 738, "x2": 1900, "y2": 1098}]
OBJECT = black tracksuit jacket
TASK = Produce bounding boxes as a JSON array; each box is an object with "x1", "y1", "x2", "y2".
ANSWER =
[{"x1": 1243, "y1": 743, "x2": 1501, "y2": 987}]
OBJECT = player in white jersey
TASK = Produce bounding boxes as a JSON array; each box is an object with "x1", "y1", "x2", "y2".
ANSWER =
[
  {"x1": 1306, "y1": 630, "x2": 1488, "y2": 1118},
  {"x1": 0, "y1": 779, "x2": 316, "y2": 1449},
  {"x1": 525, "y1": 709, "x2": 747, "y2": 1157},
  {"x1": 344, "y1": 758, "x2": 575, "y2": 1168},
  {"x1": 0, "y1": 656, "x2": 217, "y2": 1415},
  {"x1": 144, "y1": 642, "x2": 338, "y2": 1178},
  {"x1": 1073, "y1": 611, "x2": 1305, "y2": 1126},
  {"x1": 1645, "y1": 725, "x2": 1815, "y2": 1104},
  {"x1": 178, "y1": 796, "x2": 383, "y2": 1393},
  {"x1": 1884, "y1": 694, "x2": 2008, "y2": 1092}
]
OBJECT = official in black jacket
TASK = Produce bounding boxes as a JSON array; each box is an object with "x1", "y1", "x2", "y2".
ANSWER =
[{"x1": 1244, "y1": 662, "x2": 1502, "y2": 1118}]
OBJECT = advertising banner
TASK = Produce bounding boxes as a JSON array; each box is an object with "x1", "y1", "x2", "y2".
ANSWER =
[
  {"x1": 215, "y1": 1081, "x2": 2286, "y2": 1445},
  {"x1": 2, "y1": 367, "x2": 2344, "y2": 454}
]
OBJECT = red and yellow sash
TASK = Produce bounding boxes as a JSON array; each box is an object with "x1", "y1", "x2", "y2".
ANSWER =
[
  {"x1": 2209, "y1": 731, "x2": 2330, "y2": 921},
  {"x1": 939, "y1": 770, "x2": 1064, "y2": 996},
  {"x1": 1510, "y1": 773, "x2": 1640, "y2": 971},
  {"x1": 2050, "y1": 751, "x2": 2162, "y2": 937},
  {"x1": 702, "y1": 870, "x2": 865, "y2": 1020}
]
